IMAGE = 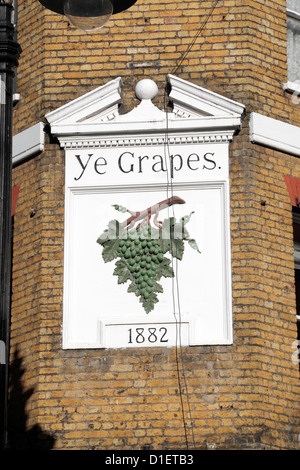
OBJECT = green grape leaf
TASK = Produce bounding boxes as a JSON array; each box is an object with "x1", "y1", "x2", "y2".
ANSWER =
[
  {"x1": 161, "y1": 237, "x2": 184, "y2": 260},
  {"x1": 140, "y1": 291, "x2": 159, "y2": 314},
  {"x1": 188, "y1": 238, "x2": 201, "y2": 253},
  {"x1": 97, "y1": 230, "x2": 109, "y2": 245},
  {"x1": 173, "y1": 221, "x2": 189, "y2": 241},
  {"x1": 127, "y1": 280, "x2": 140, "y2": 297},
  {"x1": 160, "y1": 218, "x2": 185, "y2": 259},
  {"x1": 113, "y1": 259, "x2": 131, "y2": 284},
  {"x1": 170, "y1": 238, "x2": 184, "y2": 260},
  {"x1": 152, "y1": 281, "x2": 164, "y2": 294},
  {"x1": 180, "y1": 211, "x2": 195, "y2": 225},
  {"x1": 158, "y1": 257, "x2": 175, "y2": 278},
  {"x1": 101, "y1": 239, "x2": 120, "y2": 263}
]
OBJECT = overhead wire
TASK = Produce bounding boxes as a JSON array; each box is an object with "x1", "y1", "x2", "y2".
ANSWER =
[
  {"x1": 171, "y1": 0, "x2": 221, "y2": 76},
  {"x1": 163, "y1": 88, "x2": 196, "y2": 450},
  {"x1": 162, "y1": 0, "x2": 221, "y2": 450}
]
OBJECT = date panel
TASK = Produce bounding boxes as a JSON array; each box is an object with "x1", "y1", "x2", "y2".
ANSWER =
[{"x1": 104, "y1": 322, "x2": 189, "y2": 348}]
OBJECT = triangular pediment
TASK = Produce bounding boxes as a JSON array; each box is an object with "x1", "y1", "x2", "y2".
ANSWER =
[
  {"x1": 167, "y1": 75, "x2": 245, "y2": 119},
  {"x1": 46, "y1": 77, "x2": 123, "y2": 126},
  {"x1": 46, "y1": 74, "x2": 245, "y2": 144}
]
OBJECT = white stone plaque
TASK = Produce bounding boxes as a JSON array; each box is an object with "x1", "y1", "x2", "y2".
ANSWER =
[{"x1": 46, "y1": 75, "x2": 245, "y2": 349}]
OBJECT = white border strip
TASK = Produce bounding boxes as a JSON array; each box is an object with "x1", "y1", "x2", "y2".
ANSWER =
[
  {"x1": 12, "y1": 122, "x2": 45, "y2": 165},
  {"x1": 283, "y1": 81, "x2": 300, "y2": 95},
  {"x1": 250, "y1": 112, "x2": 300, "y2": 157},
  {"x1": 287, "y1": 8, "x2": 300, "y2": 21},
  {"x1": 62, "y1": 182, "x2": 233, "y2": 349}
]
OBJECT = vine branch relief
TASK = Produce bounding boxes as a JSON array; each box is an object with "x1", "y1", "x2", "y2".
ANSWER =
[{"x1": 97, "y1": 196, "x2": 201, "y2": 313}]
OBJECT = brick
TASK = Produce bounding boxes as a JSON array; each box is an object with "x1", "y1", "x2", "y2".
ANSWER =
[{"x1": 7, "y1": 0, "x2": 300, "y2": 452}]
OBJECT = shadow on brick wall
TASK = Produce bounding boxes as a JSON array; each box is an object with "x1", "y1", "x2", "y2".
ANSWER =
[{"x1": 7, "y1": 347, "x2": 55, "y2": 450}]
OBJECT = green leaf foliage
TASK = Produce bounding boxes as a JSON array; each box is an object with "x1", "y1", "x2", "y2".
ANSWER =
[
  {"x1": 97, "y1": 207, "x2": 201, "y2": 313},
  {"x1": 113, "y1": 259, "x2": 131, "y2": 284},
  {"x1": 140, "y1": 291, "x2": 159, "y2": 314},
  {"x1": 188, "y1": 238, "x2": 201, "y2": 253},
  {"x1": 157, "y1": 257, "x2": 174, "y2": 278},
  {"x1": 101, "y1": 238, "x2": 120, "y2": 263}
]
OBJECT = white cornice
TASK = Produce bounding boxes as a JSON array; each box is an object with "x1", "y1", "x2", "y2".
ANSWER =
[
  {"x1": 12, "y1": 122, "x2": 45, "y2": 165},
  {"x1": 287, "y1": 8, "x2": 300, "y2": 21},
  {"x1": 250, "y1": 112, "x2": 300, "y2": 157},
  {"x1": 58, "y1": 129, "x2": 237, "y2": 150}
]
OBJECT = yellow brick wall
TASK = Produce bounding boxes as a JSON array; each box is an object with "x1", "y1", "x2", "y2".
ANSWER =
[
  {"x1": 9, "y1": 0, "x2": 300, "y2": 450},
  {"x1": 13, "y1": 0, "x2": 300, "y2": 127},
  {"x1": 229, "y1": 126, "x2": 300, "y2": 450}
]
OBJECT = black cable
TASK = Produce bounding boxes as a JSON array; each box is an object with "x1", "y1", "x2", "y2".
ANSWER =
[
  {"x1": 162, "y1": 0, "x2": 221, "y2": 450},
  {"x1": 163, "y1": 88, "x2": 194, "y2": 450},
  {"x1": 171, "y1": 0, "x2": 221, "y2": 76}
]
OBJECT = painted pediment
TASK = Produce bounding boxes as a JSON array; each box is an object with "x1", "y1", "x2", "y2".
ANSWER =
[
  {"x1": 46, "y1": 74, "x2": 245, "y2": 146},
  {"x1": 46, "y1": 77, "x2": 123, "y2": 126},
  {"x1": 167, "y1": 75, "x2": 245, "y2": 119}
]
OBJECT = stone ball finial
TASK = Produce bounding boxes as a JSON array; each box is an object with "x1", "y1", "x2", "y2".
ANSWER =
[{"x1": 135, "y1": 79, "x2": 158, "y2": 101}]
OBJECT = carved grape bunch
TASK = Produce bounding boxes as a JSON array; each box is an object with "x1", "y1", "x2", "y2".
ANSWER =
[{"x1": 97, "y1": 197, "x2": 200, "y2": 313}]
